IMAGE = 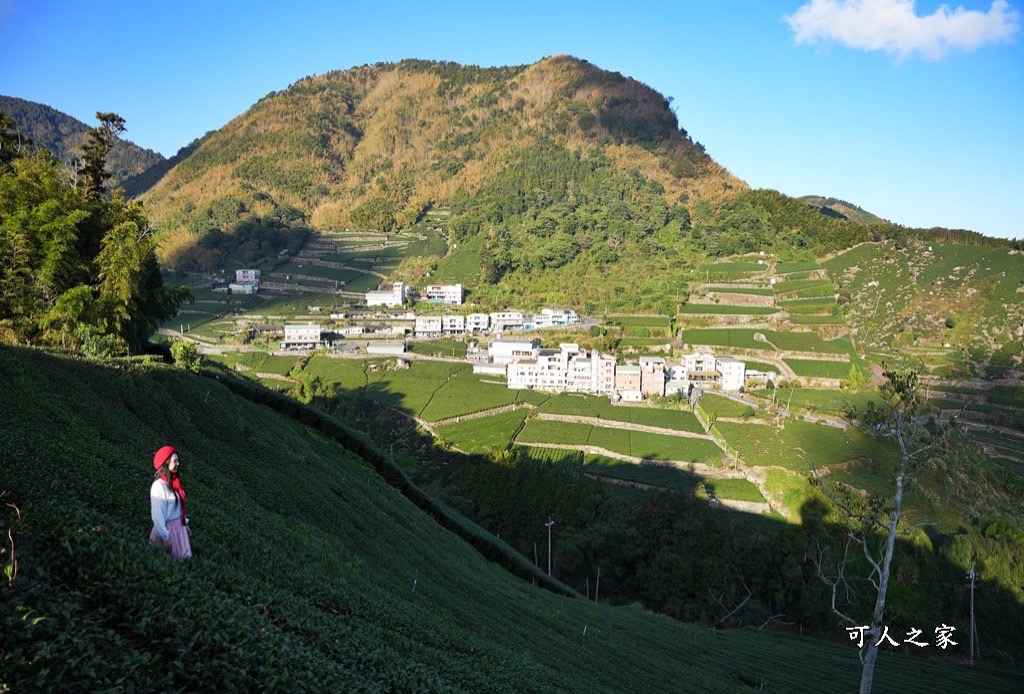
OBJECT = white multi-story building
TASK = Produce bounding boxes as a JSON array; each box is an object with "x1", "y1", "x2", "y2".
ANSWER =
[
  {"x1": 467, "y1": 313, "x2": 490, "y2": 333},
  {"x1": 503, "y1": 343, "x2": 617, "y2": 395},
  {"x1": 441, "y1": 314, "x2": 466, "y2": 335},
  {"x1": 507, "y1": 345, "x2": 574, "y2": 391},
  {"x1": 489, "y1": 311, "x2": 524, "y2": 332},
  {"x1": 669, "y1": 351, "x2": 748, "y2": 392},
  {"x1": 423, "y1": 283, "x2": 464, "y2": 305},
  {"x1": 366, "y1": 282, "x2": 407, "y2": 307},
  {"x1": 236, "y1": 269, "x2": 261, "y2": 286},
  {"x1": 717, "y1": 358, "x2": 746, "y2": 392},
  {"x1": 414, "y1": 316, "x2": 443, "y2": 337},
  {"x1": 564, "y1": 349, "x2": 617, "y2": 394},
  {"x1": 488, "y1": 338, "x2": 541, "y2": 365},
  {"x1": 535, "y1": 308, "x2": 580, "y2": 327},
  {"x1": 283, "y1": 322, "x2": 321, "y2": 349}
]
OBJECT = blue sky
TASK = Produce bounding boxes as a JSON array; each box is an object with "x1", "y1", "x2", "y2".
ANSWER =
[{"x1": 1, "y1": 0, "x2": 1021, "y2": 238}]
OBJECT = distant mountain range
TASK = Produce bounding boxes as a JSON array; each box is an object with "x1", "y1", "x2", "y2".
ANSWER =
[
  {"x1": 798, "y1": 195, "x2": 885, "y2": 225},
  {"x1": 0, "y1": 95, "x2": 164, "y2": 187},
  {"x1": 3, "y1": 57, "x2": 1008, "y2": 314}
]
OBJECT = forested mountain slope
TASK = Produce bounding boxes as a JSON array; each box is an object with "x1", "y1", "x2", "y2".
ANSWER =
[{"x1": 0, "y1": 95, "x2": 164, "y2": 187}]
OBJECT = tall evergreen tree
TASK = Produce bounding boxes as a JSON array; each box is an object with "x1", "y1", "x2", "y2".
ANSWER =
[
  {"x1": 0, "y1": 111, "x2": 189, "y2": 352},
  {"x1": 78, "y1": 112, "x2": 125, "y2": 200}
]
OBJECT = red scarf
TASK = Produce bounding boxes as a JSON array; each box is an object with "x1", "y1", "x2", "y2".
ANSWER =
[{"x1": 159, "y1": 472, "x2": 187, "y2": 524}]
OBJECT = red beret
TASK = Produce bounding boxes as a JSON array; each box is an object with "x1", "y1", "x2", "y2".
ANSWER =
[{"x1": 153, "y1": 446, "x2": 176, "y2": 470}]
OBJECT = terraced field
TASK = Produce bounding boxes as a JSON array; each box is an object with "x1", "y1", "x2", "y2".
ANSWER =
[{"x1": 823, "y1": 241, "x2": 1024, "y2": 375}]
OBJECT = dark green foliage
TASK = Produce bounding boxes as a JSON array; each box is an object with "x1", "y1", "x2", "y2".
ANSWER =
[
  {"x1": 0, "y1": 110, "x2": 29, "y2": 169},
  {"x1": 120, "y1": 134, "x2": 209, "y2": 198},
  {"x1": 0, "y1": 114, "x2": 190, "y2": 350},
  {"x1": 4, "y1": 348, "x2": 1023, "y2": 690},
  {"x1": 173, "y1": 211, "x2": 312, "y2": 273},
  {"x1": 451, "y1": 142, "x2": 679, "y2": 289},
  {"x1": 170, "y1": 339, "x2": 201, "y2": 371},
  {"x1": 0, "y1": 97, "x2": 163, "y2": 187}
]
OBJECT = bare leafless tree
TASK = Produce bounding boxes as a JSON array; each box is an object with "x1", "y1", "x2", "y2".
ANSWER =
[{"x1": 810, "y1": 369, "x2": 955, "y2": 694}]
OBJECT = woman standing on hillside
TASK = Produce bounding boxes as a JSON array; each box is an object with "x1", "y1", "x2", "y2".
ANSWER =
[{"x1": 150, "y1": 445, "x2": 192, "y2": 560}]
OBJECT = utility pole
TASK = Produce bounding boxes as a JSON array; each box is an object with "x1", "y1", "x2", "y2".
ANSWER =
[
  {"x1": 967, "y1": 561, "x2": 980, "y2": 664},
  {"x1": 545, "y1": 517, "x2": 555, "y2": 576}
]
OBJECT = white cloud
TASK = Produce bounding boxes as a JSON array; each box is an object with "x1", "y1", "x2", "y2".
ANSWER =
[{"x1": 786, "y1": 0, "x2": 1021, "y2": 60}]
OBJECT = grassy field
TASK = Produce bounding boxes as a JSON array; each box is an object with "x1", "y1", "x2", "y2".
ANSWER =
[
  {"x1": 785, "y1": 303, "x2": 838, "y2": 316},
  {"x1": 705, "y1": 478, "x2": 767, "y2": 503},
  {"x1": 419, "y1": 369, "x2": 521, "y2": 422},
  {"x1": 789, "y1": 315, "x2": 846, "y2": 325},
  {"x1": 631, "y1": 431, "x2": 722, "y2": 463},
  {"x1": 778, "y1": 296, "x2": 837, "y2": 307},
  {"x1": 618, "y1": 337, "x2": 672, "y2": 349},
  {"x1": 765, "y1": 331, "x2": 854, "y2": 355},
  {"x1": 605, "y1": 315, "x2": 673, "y2": 328},
  {"x1": 584, "y1": 454, "x2": 701, "y2": 492},
  {"x1": 429, "y1": 231, "x2": 485, "y2": 286},
  {"x1": 773, "y1": 278, "x2": 832, "y2": 295},
  {"x1": 784, "y1": 359, "x2": 851, "y2": 379},
  {"x1": 822, "y1": 242, "x2": 1024, "y2": 374},
  {"x1": 406, "y1": 340, "x2": 469, "y2": 358},
  {"x1": 776, "y1": 261, "x2": 823, "y2": 274},
  {"x1": 762, "y1": 468, "x2": 817, "y2": 522},
  {"x1": 700, "y1": 261, "x2": 766, "y2": 273},
  {"x1": 754, "y1": 388, "x2": 881, "y2": 417},
  {"x1": 433, "y1": 408, "x2": 530, "y2": 454},
  {"x1": 517, "y1": 418, "x2": 720, "y2": 463},
  {"x1": 518, "y1": 419, "x2": 593, "y2": 446},
  {"x1": 700, "y1": 393, "x2": 764, "y2": 419},
  {"x1": 364, "y1": 360, "x2": 466, "y2": 415},
  {"x1": 537, "y1": 395, "x2": 704, "y2": 433},
  {"x1": 703, "y1": 286, "x2": 774, "y2": 296},
  {"x1": 968, "y1": 429, "x2": 1024, "y2": 455},
  {"x1": 678, "y1": 329, "x2": 770, "y2": 351},
  {"x1": 716, "y1": 420, "x2": 888, "y2": 471},
  {"x1": 679, "y1": 305, "x2": 778, "y2": 315}
]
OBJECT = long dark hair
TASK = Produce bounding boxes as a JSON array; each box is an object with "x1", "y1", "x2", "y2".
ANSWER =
[{"x1": 153, "y1": 463, "x2": 179, "y2": 500}]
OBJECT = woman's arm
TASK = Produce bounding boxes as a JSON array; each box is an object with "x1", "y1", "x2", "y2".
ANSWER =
[{"x1": 150, "y1": 481, "x2": 171, "y2": 542}]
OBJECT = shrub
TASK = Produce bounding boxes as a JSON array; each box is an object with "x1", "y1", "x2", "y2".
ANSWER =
[{"x1": 170, "y1": 340, "x2": 201, "y2": 371}]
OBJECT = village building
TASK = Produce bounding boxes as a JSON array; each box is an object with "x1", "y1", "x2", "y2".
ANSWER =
[
  {"x1": 236, "y1": 269, "x2": 261, "y2": 286},
  {"x1": 487, "y1": 337, "x2": 541, "y2": 365},
  {"x1": 282, "y1": 322, "x2": 321, "y2": 349},
  {"x1": 414, "y1": 316, "x2": 443, "y2": 337},
  {"x1": 423, "y1": 283, "x2": 464, "y2": 305},
  {"x1": 467, "y1": 313, "x2": 490, "y2": 333},
  {"x1": 366, "y1": 342, "x2": 407, "y2": 356},
  {"x1": 489, "y1": 311, "x2": 525, "y2": 332},
  {"x1": 507, "y1": 345, "x2": 575, "y2": 391},
  {"x1": 717, "y1": 358, "x2": 746, "y2": 392},
  {"x1": 745, "y1": 368, "x2": 778, "y2": 386},
  {"x1": 225, "y1": 268, "x2": 261, "y2": 295},
  {"x1": 668, "y1": 351, "x2": 749, "y2": 393},
  {"x1": 531, "y1": 308, "x2": 580, "y2": 328},
  {"x1": 614, "y1": 365, "x2": 643, "y2": 402},
  {"x1": 441, "y1": 314, "x2": 466, "y2": 335},
  {"x1": 365, "y1": 282, "x2": 407, "y2": 307},
  {"x1": 565, "y1": 349, "x2": 617, "y2": 394},
  {"x1": 639, "y1": 356, "x2": 667, "y2": 398}
]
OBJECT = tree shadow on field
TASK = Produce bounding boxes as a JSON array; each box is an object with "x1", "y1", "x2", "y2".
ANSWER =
[
  {"x1": 800, "y1": 496, "x2": 1024, "y2": 669},
  {"x1": 210, "y1": 359, "x2": 1024, "y2": 672}
]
